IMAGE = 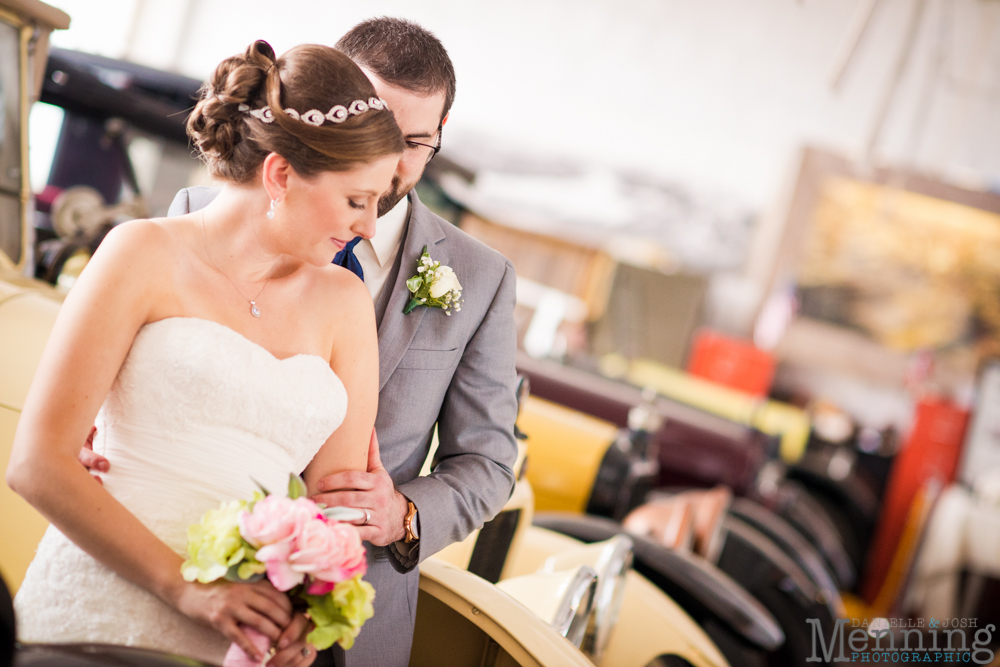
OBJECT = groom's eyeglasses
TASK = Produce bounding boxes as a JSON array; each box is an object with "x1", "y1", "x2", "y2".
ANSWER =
[{"x1": 405, "y1": 124, "x2": 443, "y2": 164}]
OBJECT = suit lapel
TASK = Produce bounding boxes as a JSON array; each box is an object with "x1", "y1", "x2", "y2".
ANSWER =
[{"x1": 377, "y1": 192, "x2": 448, "y2": 392}]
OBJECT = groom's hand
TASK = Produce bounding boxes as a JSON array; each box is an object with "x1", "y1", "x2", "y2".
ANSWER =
[
  {"x1": 79, "y1": 426, "x2": 109, "y2": 484},
  {"x1": 312, "y1": 430, "x2": 409, "y2": 547}
]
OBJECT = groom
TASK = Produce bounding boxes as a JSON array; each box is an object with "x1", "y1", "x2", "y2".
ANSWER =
[{"x1": 85, "y1": 17, "x2": 518, "y2": 667}]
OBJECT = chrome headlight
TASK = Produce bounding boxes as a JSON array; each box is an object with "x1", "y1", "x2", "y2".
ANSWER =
[
  {"x1": 540, "y1": 534, "x2": 634, "y2": 663},
  {"x1": 496, "y1": 564, "x2": 598, "y2": 649}
]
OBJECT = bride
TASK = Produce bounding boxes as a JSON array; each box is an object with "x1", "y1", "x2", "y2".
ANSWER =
[{"x1": 6, "y1": 40, "x2": 403, "y2": 666}]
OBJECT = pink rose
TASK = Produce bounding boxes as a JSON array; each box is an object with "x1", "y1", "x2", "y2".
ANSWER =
[
  {"x1": 262, "y1": 559, "x2": 301, "y2": 591},
  {"x1": 239, "y1": 496, "x2": 318, "y2": 547},
  {"x1": 289, "y1": 519, "x2": 367, "y2": 585},
  {"x1": 240, "y1": 496, "x2": 321, "y2": 591}
]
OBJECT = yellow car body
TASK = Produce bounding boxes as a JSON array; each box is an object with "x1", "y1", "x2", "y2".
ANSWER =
[{"x1": 0, "y1": 278, "x2": 61, "y2": 591}]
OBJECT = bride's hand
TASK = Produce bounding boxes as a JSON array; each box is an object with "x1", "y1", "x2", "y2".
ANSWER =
[
  {"x1": 174, "y1": 579, "x2": 292, "y2": 660},
  {"x1": 268, "y1": 612, "x2": 316, "y2": 667}
]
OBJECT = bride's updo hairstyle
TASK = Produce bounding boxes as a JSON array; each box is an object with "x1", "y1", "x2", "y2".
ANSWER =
[{"x1": 187, "y1": 40, "x2": 404, "y2": 183}]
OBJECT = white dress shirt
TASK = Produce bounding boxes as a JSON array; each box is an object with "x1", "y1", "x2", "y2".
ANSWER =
[{"x1": 352, "y1": 195, "x2": 410, "y2": 303}]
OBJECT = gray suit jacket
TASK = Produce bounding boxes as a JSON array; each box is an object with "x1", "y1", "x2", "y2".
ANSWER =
[{"x1": 167, "y1": 187, "x2": 519, "y2": 666}]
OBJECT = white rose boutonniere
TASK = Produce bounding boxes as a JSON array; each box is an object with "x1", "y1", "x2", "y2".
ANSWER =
[{"x1": 404, "y1": 246, "x2": 463, "y2": 316}]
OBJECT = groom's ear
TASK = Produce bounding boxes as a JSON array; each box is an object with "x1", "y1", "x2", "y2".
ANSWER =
[
  {"x1": 441, "y1": 113, "x2": 449, "y2": 127},
  {"x1": 260, "y1": 152, "x2": 293, "y2": 201}
]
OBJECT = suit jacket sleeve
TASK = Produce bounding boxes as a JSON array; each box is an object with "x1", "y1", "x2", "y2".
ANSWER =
[{"x1": 390, "y1": 260, "x2": 519, "y2": 570}]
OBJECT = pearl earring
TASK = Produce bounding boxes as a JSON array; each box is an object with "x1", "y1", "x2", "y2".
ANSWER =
[{"x1": 267, "y1": 198, "x2": 277, "y2": 220}]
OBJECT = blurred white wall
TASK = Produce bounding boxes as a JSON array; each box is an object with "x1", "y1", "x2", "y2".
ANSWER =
[{"x1": 49, "y1": 0, "x2": 1000, "y2": 207}]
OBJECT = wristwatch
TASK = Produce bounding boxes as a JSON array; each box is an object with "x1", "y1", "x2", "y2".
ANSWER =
[{"x1": 404, "y1": 500, "x2": 419, "y2": 543}]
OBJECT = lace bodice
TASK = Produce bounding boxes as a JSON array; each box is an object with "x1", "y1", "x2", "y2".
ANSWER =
[{"x1": 15, "y1": 316, "x2": 348, "y2": 663}]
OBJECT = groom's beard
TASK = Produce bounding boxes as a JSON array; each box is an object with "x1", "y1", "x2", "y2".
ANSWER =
[{"x1": 378, "y1": 175, "x2": 416, "y2": 218}]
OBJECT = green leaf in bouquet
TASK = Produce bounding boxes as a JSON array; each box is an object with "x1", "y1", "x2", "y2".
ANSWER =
[
  {"x1": 406, "y1": 276, "x2": 423, "y2": 294},
  {"x1": 287, "y1": 473, "x2": 307, "y2": 500},
  {"x1": 251, "y1": 478, "x2": 272, "y2": 497}
]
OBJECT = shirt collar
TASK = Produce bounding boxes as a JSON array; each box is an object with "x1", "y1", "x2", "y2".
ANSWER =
[{"x1": 366, "y1": 195, "x2": 410, "y2": 268}]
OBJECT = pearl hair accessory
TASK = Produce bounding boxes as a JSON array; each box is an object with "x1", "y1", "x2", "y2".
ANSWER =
[{"x1": 238, "y1": 98, "x2": 387, "y2": 126}]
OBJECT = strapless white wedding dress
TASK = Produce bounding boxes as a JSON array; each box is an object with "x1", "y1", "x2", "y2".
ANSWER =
[{"x1": 14, "y1": 317, "x2": 347, "y2": 664}]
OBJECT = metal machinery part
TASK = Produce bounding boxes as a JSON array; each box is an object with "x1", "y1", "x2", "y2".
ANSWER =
[
  {"x1": 50, "y1": 186, "x2": 143, "y2": 240},
  {"x1": 28, "y1": 47, "x2": 203, "y2": 285}
]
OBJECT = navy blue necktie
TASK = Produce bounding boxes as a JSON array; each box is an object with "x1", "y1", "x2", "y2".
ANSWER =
[{"x1": 333, "y1": 236, "x2": 364, "y2": 281}]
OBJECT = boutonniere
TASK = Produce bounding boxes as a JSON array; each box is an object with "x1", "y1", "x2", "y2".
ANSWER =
[{"x1": 404, "y1": 246, "x2": 463, "y2": 316}]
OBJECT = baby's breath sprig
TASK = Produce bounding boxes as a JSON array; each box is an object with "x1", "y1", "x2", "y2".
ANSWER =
[{"x1": 404, "y1": 245, "x2": 464, "y2": 316}]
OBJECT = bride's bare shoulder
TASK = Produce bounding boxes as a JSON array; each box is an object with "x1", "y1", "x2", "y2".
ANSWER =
[
  {"x1": 86, "y1": 217, "x2": 191, "y2": 285},
  {"x1": 94, "y1": 217, "x2": 187, "y2": 260},
  {"x1": 310, "y1": 265, "x2": 373, "y2": 318},
  {"x1": 97, "y1": 217, "x2": 174, "y2": 247}
]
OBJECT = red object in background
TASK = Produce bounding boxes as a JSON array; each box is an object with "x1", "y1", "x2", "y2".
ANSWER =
[
  {"x1": 860, "y1": 398, "x2": 970, "y2": 605},
  {"x1": 686, "y1": 329, "x2": 776, "y2": 397},
  {"x1": 34, "y1": 185, "x2": 63, "y2": 214}
]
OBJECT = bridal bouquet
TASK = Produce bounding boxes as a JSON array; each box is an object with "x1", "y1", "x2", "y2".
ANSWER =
[{"x1": 181, "y1": 474, "x2": 374, "y2": 663}]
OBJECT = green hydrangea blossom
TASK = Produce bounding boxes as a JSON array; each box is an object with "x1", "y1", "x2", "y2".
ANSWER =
[
  {"x1": 303, "y1": 575, "x2": 376, "y2": 650},
  {"x1": 181, "y1": 499, "x2": 262, "y2": 583}
]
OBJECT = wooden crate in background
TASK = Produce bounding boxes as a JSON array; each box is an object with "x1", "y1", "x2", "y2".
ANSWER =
[{"x1": 459, "y1": 213, "x2": 616, "y2": 322}]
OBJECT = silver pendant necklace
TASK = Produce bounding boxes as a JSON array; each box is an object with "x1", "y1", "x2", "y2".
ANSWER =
[{"x1": 201, "y1": 211, "x2": 272, "y2": 318}]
